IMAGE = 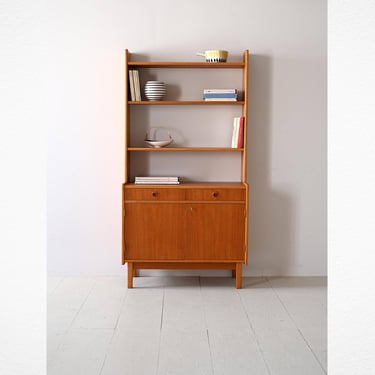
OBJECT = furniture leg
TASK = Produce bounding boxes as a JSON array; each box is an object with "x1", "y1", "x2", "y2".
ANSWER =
[
  {"x1": 235, "y1": 263, "x2": 242, "y2": 289},
  {"x1": 127, "y1": 262, "x2": 133, "y2": 288}
]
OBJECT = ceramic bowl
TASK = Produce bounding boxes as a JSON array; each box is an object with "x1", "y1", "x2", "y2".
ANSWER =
[
  {"x1": 196, "y1": 50, "x2": 228, "y2": 62},
  {"x1": 144, "y1": 127, "x2": 173, "y2": 148}
]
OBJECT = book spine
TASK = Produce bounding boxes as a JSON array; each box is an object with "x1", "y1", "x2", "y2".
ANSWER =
[
  {"x1": 135, "y1": 177, "x2": 179, "y2": 181},
  {"x1": 135, "y1": 181, "x2": 180, "y2": 185},
  {"x1": 237, "y1": 116, "x2": 244, "y2": 148},
  {"x1": 204, "y1": 98, "x2": 238, "y2": 101},
  {"x1": 133, "y1": 70, "x2": 141, "y2": 101},
  {"x1": 203, "y1": 93, "x2": 238, "y2": 98},
  {"x1": 129, "y1": 70, "x2": 135, "y2": 101},
  {"x1": 204, "y1": 89, "x2": 237, "y2": 94},
  {"x1": 231, "y1": 117, "x2": 239, "y2": 148}
]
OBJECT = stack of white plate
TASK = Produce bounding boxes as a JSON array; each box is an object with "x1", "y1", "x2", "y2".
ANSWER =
[{"x1": 144, "y1": 81, "x2": 166, "y2": 101}]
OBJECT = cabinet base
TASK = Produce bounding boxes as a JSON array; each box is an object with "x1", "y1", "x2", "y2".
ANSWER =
[{"x1": 126, "y1": 261, "x2": 243, "y2": 289}]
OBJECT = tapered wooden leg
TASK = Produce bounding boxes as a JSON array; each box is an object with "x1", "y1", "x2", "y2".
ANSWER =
[
  {"x1": 235, "y1": 263, "x2": 242, "y2": 289},
  {"x1": 127, "y1": 262, "x2": 133, "y2": 288}
]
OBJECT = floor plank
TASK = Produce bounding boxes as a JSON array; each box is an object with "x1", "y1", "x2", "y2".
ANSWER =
[
  {"x1": 267, "y1": 277, "x2": 327, "y2": 371},
  {"x1": 48, "y1": 277, "x2": 96, "y2": 332},
  {"x1": 47, "y1": 276, "x2": 64, "y2": 296},
  {"x1": 157, "y1": 277, "x2": 213, "y2": 375},
  {"x1": 47, "y1": 328, "x2": 113, "y2": 375},
  {"x1": 239, "y1": 277, "x2": 326, "y2": 375},
  {"x1": 100, "y1": 330, "x2": 160, "y2": 375},
  {"x1": 47, "y1": 276, "x2": 327, "y2": 375},
  {"x1": 201, "y1": 277, "x2": 270, "y2": 375},
  {"x1": 100, "y1": 281, "x2": 164, "y2": 374},
  {"x1": 47, "y1": 277, "x2": 96, "y2": 364},
  {"x1": 71, "y1": 276, "x2": 127, "y2": 329}
]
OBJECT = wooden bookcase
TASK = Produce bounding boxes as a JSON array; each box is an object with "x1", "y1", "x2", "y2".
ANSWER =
[{"x1": 122, "y1": 50, "x2": 249, "y2": 288}]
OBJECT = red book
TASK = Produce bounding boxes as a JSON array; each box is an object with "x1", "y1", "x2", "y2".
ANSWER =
[{"x1": 237, "y1": 116, "x2": 245, "y2": 148}]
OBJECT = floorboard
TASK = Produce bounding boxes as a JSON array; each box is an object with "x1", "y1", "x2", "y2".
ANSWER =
[
  {"x1": 239, "y1": 277, "x2": 326, "y2": 375},
  {"x1": 47, "y1": 276, "x2": 327, "y2": 375}
]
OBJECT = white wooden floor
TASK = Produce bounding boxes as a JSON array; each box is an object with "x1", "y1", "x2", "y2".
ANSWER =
[{"x1": 48, "y1": 276, "x2": 327, "y2": 375}]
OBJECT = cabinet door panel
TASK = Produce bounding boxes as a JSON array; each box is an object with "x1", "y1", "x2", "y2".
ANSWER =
[
  {"x1": 124, "y1": 203, "x2": 188, "y2": 260},
  {"x1": 188, "y1": 203, "x2": 245, "y2": 260}
]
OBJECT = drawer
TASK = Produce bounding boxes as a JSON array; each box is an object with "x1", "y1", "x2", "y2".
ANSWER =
[
  {"x1": 125, "y1": 187, "x2": 185, "y2": 201},
  {"x1": 185, "y1": 188, "x2": 245, "y2": 201}
]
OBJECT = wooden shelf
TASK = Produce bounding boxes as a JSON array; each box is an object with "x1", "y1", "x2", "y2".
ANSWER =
[
  {"x1": 128, "y1": 61, "x2": 245, "y2": 68},
  {"x1": 126, "y1": 181, "x2": 246, "y2": 188},
  {"x1": 128, "y1": 147, "x2": 244, "y2": 152},
  {"x1": 123, "y1": 50, "x2": 249, "y2": 289},
  {"x1": 128, "y1": 100, "x2": 244, "y2": 105}
]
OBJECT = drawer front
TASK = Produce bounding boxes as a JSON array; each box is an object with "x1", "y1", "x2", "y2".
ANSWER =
[
  {"x1": 185, "y1": 188, "x2": 245, "y2": 201},
  {"x1": 125, "y1": 187, "x2": 185, "y2": 201}
]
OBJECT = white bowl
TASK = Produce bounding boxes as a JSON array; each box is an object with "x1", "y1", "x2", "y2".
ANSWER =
[
  {"x1": 144, "y1": 127, "x2": 173, "y2": 148},
  {"x1": 196, "y1": 50, "x2": 228, "y2": 62},
  {"x1": 144, "y1": 139, "x2": 173, "y2": 148}
]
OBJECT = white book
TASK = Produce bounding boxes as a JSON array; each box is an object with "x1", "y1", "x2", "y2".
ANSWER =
[
  {"x1": 135, "y1": 176, "x2": 178, "y2": 180},
  {"x1": 234, "y1": 117, "x2": 241, "y2": 148},
  {"x1": 128, "y1": 70, "x2": 135, "y2": 101},
  {"x1": 204, "y1": 98, "x2": 238, "y2": 101},
  {"x1": 231, "y1": 117, "x2": 236, "y2": 148},
  {"x1": 204, "y1": 88, "x2": 237, "y2": 94},
  {"x1": 133, "y1": 70, "x2": 141, "y2": 101},
  {"x1": 135, "y1": 181, "x2": 180, "y2": 185},
  {"x1": 231, "y1": 117, "x2": 240, "y2": 148}
]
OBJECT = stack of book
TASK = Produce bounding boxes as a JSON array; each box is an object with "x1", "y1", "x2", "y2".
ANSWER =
[
  {"x1": 231, "y1": 116, "x2": 245, "y2": 148},
  {"x1": 135, "y1": 176, "x2": 180, "y2": 185},
  {"x1": 203, "y1": 88, "x2": 237, "y2": 101},
  {"x1": 129, "y1": 70, "x2": 141, "y2": 101}
]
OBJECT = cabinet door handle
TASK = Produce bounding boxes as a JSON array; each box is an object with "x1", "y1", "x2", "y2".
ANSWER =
[
  {"x1": 152, "y1": 191, "x2": 158, "y2": 197},
  {"x1": 212, "y1": 191, "x2": 219, "y2": 198}
]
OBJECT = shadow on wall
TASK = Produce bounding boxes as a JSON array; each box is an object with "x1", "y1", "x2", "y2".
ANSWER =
[{"x1": 246, "y1": 55, "x2": 295, "y2": 276}]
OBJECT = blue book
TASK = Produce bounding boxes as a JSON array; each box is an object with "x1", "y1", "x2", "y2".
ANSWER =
[{"x1": 202, "y1": 93, "x2": 238, "y2": 98}]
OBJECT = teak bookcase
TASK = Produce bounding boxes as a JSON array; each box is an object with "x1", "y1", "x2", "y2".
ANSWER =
[{"x1": 122, "y1": 50, "x2": 249, "y2": 288}]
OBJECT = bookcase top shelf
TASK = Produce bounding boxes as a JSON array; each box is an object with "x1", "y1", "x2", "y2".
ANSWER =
[
  {"x1": 127, "y1": 61, "x2": 245, "y2": 68},
  {"x1": 128, "y1": 101, "x2": 245, "y2": 105}
]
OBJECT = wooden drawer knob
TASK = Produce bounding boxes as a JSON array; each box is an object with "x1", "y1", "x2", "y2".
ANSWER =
[
  {"x1": 152, "y1": 191, "x2": 158, "y2": 197},
  {"x1": 212, "y1": 191, "x2": 219, "y2": 198}
]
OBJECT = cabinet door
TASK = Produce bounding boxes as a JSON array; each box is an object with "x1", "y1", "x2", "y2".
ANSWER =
[
  {"x1": 187, "y1": 203, "x2": 246, "y2": 261},
  {"x1": 124, "y1": 203, "x2": 188, "y2": 260}
]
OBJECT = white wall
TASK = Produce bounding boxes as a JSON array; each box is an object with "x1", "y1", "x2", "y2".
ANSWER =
[{"x1": 47, "y1": 0, "x2": 326, "y2": 276}]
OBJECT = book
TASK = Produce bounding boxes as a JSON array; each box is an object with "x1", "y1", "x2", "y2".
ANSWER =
[
  {"x1": 204, "y1": 98, "x2": 238, "y2": 101},
  {"x1": 203, "y1": 93, "x2": 238, "y2": 99},
  {"x1": 135, "y1": 176, "x2": 179, "y2": 181},
  {"x1": 133, "y1": 70, "x2": 141, "y2": 101},
  {"x1": 231, "y1": 117, "x2": 239, "y2": 148},
  {"x1": 128, "y1": 70, "x2": 135, "y2": 101},
  {"x1": 230, "y1": 116, "x2": 245, "y2": 148},
  {"x1": 237, "y1": 116, "x2": 245, "y2": 148},
  {"x1": 135, "y1": 176, "x2": 180, "y2": 184},
  {"x1": 135, "y1": 181, "x2": 180, "y2": 185},
  {"x1": 203, "y1": 88, "x2": 237, "y2": 94}
]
